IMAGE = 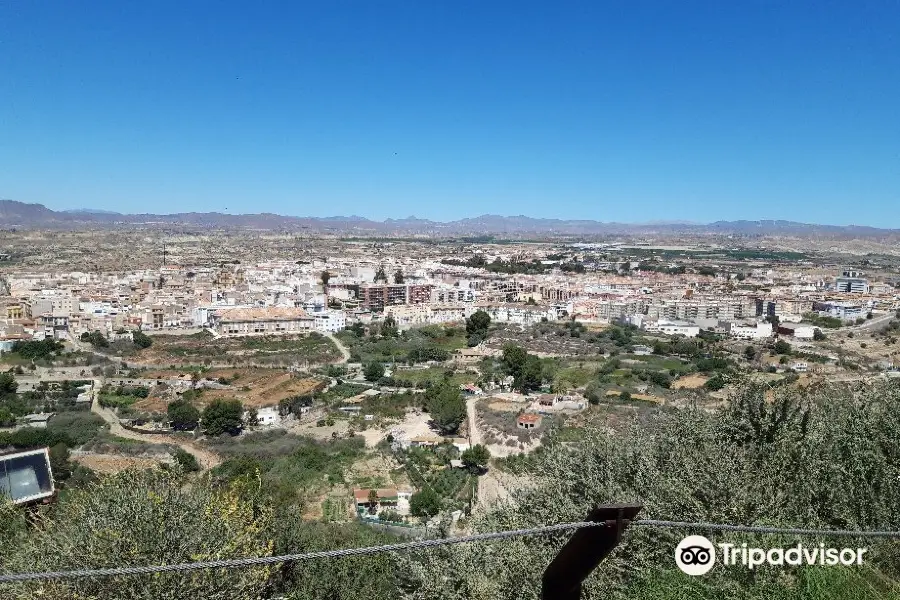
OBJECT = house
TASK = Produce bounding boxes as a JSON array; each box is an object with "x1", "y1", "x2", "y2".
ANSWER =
[
  {"x1": 517, "y1": 413, "x2": 542, "y2": 430},
  {"x1": 209, "y1": 307, "x2": 315, "y2": 336},
  {"x1": 537, "y1": 394, "x2": 559, "y2": 408},
  {"x1": 791, "y1": 362, "x2": 809, "y2": 373},
  {"x1": 409, "y1": 435, "x2": 444, "y2": 448},
  {"x1": 254, "y1": 406, "x2": 280, "y2": 427},
  {"x1": 21, "y1": 413, "x2": 54, "y2": 429},
  {"x1": 354, "y1": 488, "x2": 412, "y2": 518}
]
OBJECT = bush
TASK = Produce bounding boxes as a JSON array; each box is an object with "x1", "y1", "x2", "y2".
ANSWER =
[
  {"x1": 363, "y1": 362, "x2": 385, "y2": 382},
  {"x1": 173, "y1": 448, "x2": 201, "y2": 472},
  {"x1": 410, "y1": 487, "x2": 441, "y2": 519},
  {"x1": 704, "y1": 374, "x2": 726, "y2": 391},
  {"x1": 1, "y1": 469, "x2": 272, "y2": 600},
  {"x1": 168, "y1": 399, "x2": 200, "y2": 431},
  {"x1": 202, "y1": 399, "x2": 244, "y2": 436}
]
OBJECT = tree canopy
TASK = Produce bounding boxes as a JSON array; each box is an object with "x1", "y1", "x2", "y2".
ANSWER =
[
  {"x1": 465, "y1": 310, "x2": 491, "y2": 346},
  {"x1": 424, "y1": 382, "x2": 466, "y2": 435},
  {"x1": 363, "y1": 362, "x2": 385, "y2": 382},
  {"x1": 167, "y1": 399, "x2": 200, "y2": 431},
  {"x1": 201, "y1": 399, "x2": 244, "y2": 436}
]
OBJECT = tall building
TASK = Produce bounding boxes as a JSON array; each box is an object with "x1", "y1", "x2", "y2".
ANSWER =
[{"x1": 834, "y1": 270, "x2": 869, "y2": 294}]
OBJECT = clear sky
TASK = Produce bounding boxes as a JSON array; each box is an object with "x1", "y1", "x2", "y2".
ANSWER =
[{"x1": 2, "y1": 2, "x2": 898, "y2": 226}]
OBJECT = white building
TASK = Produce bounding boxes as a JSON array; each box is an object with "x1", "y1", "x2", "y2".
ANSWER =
[
  {"x1": 314, "y1": 311, "x2": 346, "y2": 333},
  {"x1": 726, "y1": 321, "x2": 774, "y2": 340},
  {"x1": 641, "y1": 318, "x2": 700, "y2": 338},
  {"x1": 253, "y1": 406, "x2": 281, "y2": 427},
  {"x1": 210, "y1": 307, "x2": 315, "y2": 336}
]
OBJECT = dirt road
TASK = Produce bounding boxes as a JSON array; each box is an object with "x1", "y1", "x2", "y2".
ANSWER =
[
  {"x1": 323, "y1": 331, "x2": 352, "y2": 363},
  {"x1": 91, "y1": 398, "x2": 222, "y2": 470}
]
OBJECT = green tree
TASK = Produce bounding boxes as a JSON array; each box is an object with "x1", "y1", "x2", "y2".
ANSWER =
[
  {"x1": 381, "y1": 315, "x2": 399, "y2": 338},
  {"x1": 424, "y1": 383, "x2": 466, "y2": 435},
  {"x1": 813, "y1": 328, "x2": 827, "y2": 341},
  {"x1": 409, "y1": 487, "x2": 441, "y2": 519},
  {"x1": 201, "y1": 399, "x2": 244, "y2": 436},
  {"x1": 132, "y1": 329, "x2": 153, "y2": 349},
  {"x1": 704, "y1": 374, "x2": 726, "y2": 391},
  {"x1": 774, "y1": 339, "x2": 792, "y2": 355},
  {"x1": 167, "y1": 399, "x2": 200, "y2": 431},
  {"x1": 364, "y1": 362, "x2": 385, "y2": 382},
  {"x1": 367, "y1": 489, "x2": 379, "y2": 514},
  {"x1": 584, "y1": 381, "x2": 602, "y2": 405},
  {"x1": 520, "y1": 355, "x2": 544, "y2": 392},
  {"x1": 80, "y1": 330, "x2": 109, "y2": 349},
  {"x1": 744, "y1": 345, "x2": 757, "y2": 360},
  {"x1": 461, "y1": 444, "x2": 490, "y2": 474},
  {"x1": 393, "y1": 269, "x2": 404, "y2": 284},
  {"x1": 0, "y1": 371, "x2": 17, "y2": 396},
  {"x1": 0, "y1": 407, "x2": 15, "y2": 427},
  {"x1": 618, "y1": 390, "x2": 632, "y2": 402},
  {"x1": 465, "y1": 310, "x2": 491, "y2": 346},
  {"x1": 1, "y1": 469, "x2": 272, "y2": 600},
  {"x1": 172, "y1": 448, "x2": 201, "y2": 472},
  {"x1": 373, "y1": 266, "x2": 387, "y2": 283},
  {"x1": 402, "y1": 381, "x2": 900, "y2": 599},
  {"x1": 245, "y1": 407, "x2": 259, "y2": 427},
  {"x1": 48, "y1": 442, "x2": 72, "y2": 481}
]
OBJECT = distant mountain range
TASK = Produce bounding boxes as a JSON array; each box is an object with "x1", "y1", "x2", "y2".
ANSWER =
[{"x1": 1, "y1": 199, "x2": 897, "y2": 239}]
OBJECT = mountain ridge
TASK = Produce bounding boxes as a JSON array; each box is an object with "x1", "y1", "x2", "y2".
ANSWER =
[{"x1": 1, "y1": 199, "x2": 897, "y2": 238}]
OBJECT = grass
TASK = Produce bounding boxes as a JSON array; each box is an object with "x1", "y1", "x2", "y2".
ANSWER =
[
  {"x1": 391, "y1": 367, "x2": 476, "y2": 387},
  {"x1": 338, "y1": 326, "x2": 467, "y2": 364},
  {"x1": 150, "y1": 333, "x2": 340, "y2": 365},
  {"x1": 98, "y1": 394, "x2": 138, "y2": 409},
  {"x1": 207, "y1": 430, "x2": 367, "y2": 507}
]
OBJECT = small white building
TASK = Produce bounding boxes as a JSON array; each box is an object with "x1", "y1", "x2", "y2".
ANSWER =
[
  {"x1": 642, "y1": 319, "x2": 700, "y2": 338},
  {"x1": 313, "y1": 311, "x2": 346, "y2": 333},
  {"x1": 253, "y1": 406, "x2": 281, "y2": 427},
  {"x1": 727, "y1": 321, "x2": 774, "y2": 340}
]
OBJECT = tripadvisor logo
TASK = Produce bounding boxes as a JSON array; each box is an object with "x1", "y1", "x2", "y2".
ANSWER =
[
  {"x1": 676, "y1": 535, "x2": 716, "y2": 576},
  {"x1": 675, "y1": 535, "x2": 868, "y2": 576}
]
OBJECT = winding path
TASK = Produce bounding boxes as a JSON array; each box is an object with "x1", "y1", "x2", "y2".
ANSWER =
[{"x1": 90, "y1": 387, "x2": 222, "y2": 470}]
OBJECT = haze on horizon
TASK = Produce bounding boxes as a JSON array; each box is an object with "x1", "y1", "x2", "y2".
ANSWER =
[{"x1": 2, "y1": 2, "x2": 898, "y2": 227}]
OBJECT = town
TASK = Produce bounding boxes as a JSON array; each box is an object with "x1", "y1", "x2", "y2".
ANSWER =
[{"x1": 2, "y1": 231, "x2": 899, "y2": 528}]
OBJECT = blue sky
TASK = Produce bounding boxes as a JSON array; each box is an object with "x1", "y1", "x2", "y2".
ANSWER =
[{"x1": 2, "y1": 2, "x2": 898, "y2": 226}]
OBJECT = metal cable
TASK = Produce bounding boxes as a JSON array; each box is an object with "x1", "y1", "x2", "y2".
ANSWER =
[
  {"x1": 3, "y1": 519, "x2": 900, "y2": 583},
  {"x1": 0, "y1": 520, "x2": 600, "y2": 583}
]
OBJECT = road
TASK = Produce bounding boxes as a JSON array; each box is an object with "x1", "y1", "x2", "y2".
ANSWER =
[
  {"x1": 90, "y1": 389, "x2": 222, "y2": 470},
  {"x1": 323, "y1": 331, "x2": 352, "y2": 363},
  {"x1": 847, "y1": 312, "x2": 896, "y2": 332}
]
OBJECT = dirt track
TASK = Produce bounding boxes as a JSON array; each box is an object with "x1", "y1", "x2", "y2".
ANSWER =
[{"x1": 91, "y1": 401, "x2": 222, "y2": 470}]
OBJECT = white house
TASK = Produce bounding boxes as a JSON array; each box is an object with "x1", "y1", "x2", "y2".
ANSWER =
[
  {"x1": 314, "y1": 311, "x2": 346, "y2": 333},
  {"x1": 252, "y1": 406, "x2": 281, "y2": 427},
  {"x1": 641, "y1": 319, "x2": 700, "y2": 338},
  {"x1": 727, "y1": 321, "x2": 774, "y2": 340}
]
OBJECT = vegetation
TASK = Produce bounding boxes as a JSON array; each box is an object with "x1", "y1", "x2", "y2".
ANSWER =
[
  {"x1": 403, "y1": 380, "x2": 900, "y2": 598},
  {"x1": 409, "y1": 487, "x2": 441, "y2": 519},
  {"x1": 803, "y1": 312, "x2": 845, "y2": 329},
  {"x1": 423, "y1": 382, "x2": 466, "y2": 435},
  {"x1": 364, "y1": 361, "x2": 386, "y2": 382},
  {"x1": 338, "y1": 324, "x2": 466, "y2": 364},
  {"x1": 501, "y1": 344, "x2": 543, "y2": 392},
  {"x1": 461, "y1": 444, "x2": 490, "y2": 473},
  {"x1": 10, "y1": 339, "x2": 65, "y2": 359},
  {"x1": 201, "y1": 399, "x2": 244, "y2": 436},
  {"x1": 172, "y1": 448, "x2": 200, "y2": 472},
  {"x1": 167, "y1": 399, "x2": 200, "y2": 431},
  {"x1": 80, "y1": 330, "x2": 110, "y2": 348},
  {"x1": 465, "y1": 309, "x2": 491, "y2": 346}
]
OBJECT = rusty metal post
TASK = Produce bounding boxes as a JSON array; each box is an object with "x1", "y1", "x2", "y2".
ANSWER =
[{"x1": 541, "y1": 504, "x2": 642, "y2": 600}]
